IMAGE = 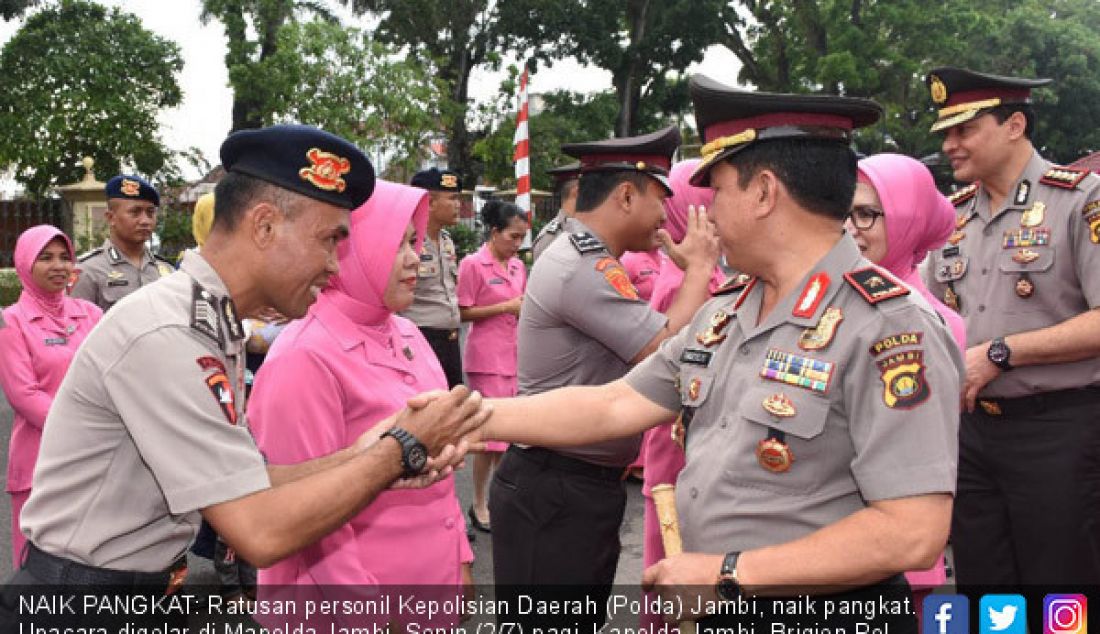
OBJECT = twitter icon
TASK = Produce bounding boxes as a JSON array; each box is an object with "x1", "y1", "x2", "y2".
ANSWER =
[{"x1": 981, "y1": 595, "x2": 1027, "y2": 634}]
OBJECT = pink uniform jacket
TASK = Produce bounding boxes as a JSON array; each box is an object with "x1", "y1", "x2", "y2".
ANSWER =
[
  {"x1": 247, "y1": 182, "x2": 472, "y2": 625},
  {"x1": 456, "y1": 243, "x2": 526, "y2": 378},
  {"x1": 0, "y1": 226, "x2": 102, "y2": 493},
  {"x1": 620, "y1": 249, "x2": 661, "y2": 302},
  {"x1": 0, "y1": 225, "x2": 101, "y2": 564}
]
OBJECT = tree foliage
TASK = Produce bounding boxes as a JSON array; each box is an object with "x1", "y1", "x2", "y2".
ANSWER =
[
  {"x1": 0, "y1": 0, "x2": 37, "y2": 20},
  {"x1": 260, "y1": 18, "x2": 447, "y2": 175},
  {"x1": 721, "y1": 0, "x2": 1100, "y2": 163},
  {"x1": 0, "y1": 0, "x2": 183, "y2": 196}
]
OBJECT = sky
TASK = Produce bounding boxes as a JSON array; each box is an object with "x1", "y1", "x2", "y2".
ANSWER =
[{"x1": 0, "y1": 0, "x2": 742, "y2": 181}]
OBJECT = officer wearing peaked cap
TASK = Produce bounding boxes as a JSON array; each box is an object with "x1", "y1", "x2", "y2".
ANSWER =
[
  {"x1": 404, "y1": 167, "x2": 466, "y2": 389},
  {"x1": 488, "y1": 123, "x2": 720, "y2": 630},
  {"x1": 921, "y1": 67, "x2": 1100, "y2": 587},
  {"x1": 531, "y1": 161, "x2": 581, "y2": 262},
  {"x1": 70, "y1": 174, "x2": 175, "y2": 312},
  {"x1": 3, "y1": 125, "x2": 488, "y2": 628},
  {"x1": 478, "y1": 76, "x2": 962, "y2": 633}
]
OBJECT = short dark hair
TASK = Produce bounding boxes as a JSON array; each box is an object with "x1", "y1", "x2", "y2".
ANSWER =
[
  {"x1": 480, "y1": 199, "x2": 527, "y2": 238},
  {"x1": 725, "y1": 138, "x2": 857, "y2": 221},
  {"x1": 575, "y1": 171, "x2": 653, "y2": 213},
  {"x1": 213, "y1": 172, "x2": 306, "y2": 231},
  {"x1": 988, "y1": 103, "x2": 1036, "y2": 140}
]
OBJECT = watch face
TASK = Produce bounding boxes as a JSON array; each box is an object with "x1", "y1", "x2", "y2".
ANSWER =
[
  {"x1": 989, "y1": 343, "x2": 1008, "y2": 363},
  {"x1": 407, "y1": 445, "x2": 428, "y2": 472},
  {"x1": 717, "y1": 577, "x2": 740, "y2": 601}
]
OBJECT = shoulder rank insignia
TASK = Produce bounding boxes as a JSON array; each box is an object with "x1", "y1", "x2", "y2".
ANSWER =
[
  {"x1": 844, "y1": 266, "x2": 910, "y2": 305},
  {"x1": 948, "y1": 183, "x2": 979, "y2": 207},
  {"x1": 191, "y1": 283, "x2": 224, "y2": 348},
  {"x1": 569, "y1": 231, "x2": 605, "y2": 255},
  {"x1": 1040, "y1": 166, "x2": 1089, "y2": 190},
  {"x1": 77, "y1": 248, "x2": 103, "y2": 263},
  {"x1": 712, "y1": 273, "x2": 752, "y2": 296},
  {"x1": 545, "y1": 219, "x2": 562, "y2": 235}
]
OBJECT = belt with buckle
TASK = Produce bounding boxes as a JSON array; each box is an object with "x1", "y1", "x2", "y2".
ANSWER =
[
  {"x1": 509, "y1": 446, "x2": 626, "y2": 482},
  {"x1": 975, "y1": 387, "x2": 1100, "y2": 418},
  {"x1": 24, "y1": 544, "x2": 188, "y2": 594}
]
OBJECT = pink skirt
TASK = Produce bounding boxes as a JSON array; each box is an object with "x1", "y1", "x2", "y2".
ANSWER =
[{"x1": 466, "y1": 372, "x2": 516, "y2": 452}]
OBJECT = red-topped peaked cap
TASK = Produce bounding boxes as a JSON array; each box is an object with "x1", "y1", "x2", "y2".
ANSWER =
[
  {"x1": 561, "y1": 125, "x2": 682, "y2": 195},
  {"x1": 926, "y1": 67, "x2": 1051, "y2": 133},
  {"x1": 689, "y1": 75, "x2": 881, "y2": 187}
]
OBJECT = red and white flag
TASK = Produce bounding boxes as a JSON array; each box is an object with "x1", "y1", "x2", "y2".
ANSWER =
[{"x1": 513, "y1": 68, "x2": 531, "y2": 233}]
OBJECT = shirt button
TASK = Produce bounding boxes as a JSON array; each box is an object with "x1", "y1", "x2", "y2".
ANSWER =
[
  {"x1": 690, "y1": 488, "x2": 698, "y2": 499},
  {"x1": 983, "y1": 226, "x2": 992, "y2": 236},
  {"x1": 720, "y1": 420, "x2": 728, "y2": 429},
  {"x1": 978, "y1": 305, "x2": 986, "y2": 312},
  {"x1": 445, "y1": 518, "x2": 455, "y2": 529},
  {"x1": 739, "y1": 345, "x2": 750, "y2": 356},
  {"x1": 982, "y1": 268, "x2": 988, "y2": 275}
]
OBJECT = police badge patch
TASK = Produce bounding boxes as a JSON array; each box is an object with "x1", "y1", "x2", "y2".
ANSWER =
[{"x1": 876, "y1": 350, "x2": 931, "y2": 409}]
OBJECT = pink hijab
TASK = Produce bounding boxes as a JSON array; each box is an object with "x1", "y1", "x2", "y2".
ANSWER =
[
  {"x1": 857, "y1": 153, "x2": 965, "y2": 348},
  {"x1": 662, "y1": 159, "x2": 714, "y2": 242},
  {"x1": 14, "y1": 225, "x2": 74, "y2": 318},
  {"x1": 320, "y1": 180, "x2": 429, "y2": 326}
]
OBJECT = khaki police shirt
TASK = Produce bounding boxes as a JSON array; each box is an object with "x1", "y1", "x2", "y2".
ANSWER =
[
  {"x1": 71, "y1": 239, "x2": 175, "y2": 312},
  {"x1": 924, "y1": 152, "x2": 1100, "y2": 398},
  {"x1": 400, "y1": 230, "x2": 461, "y2": 330},
  {"x1": 626, "y1": 234, "x2": 962, "y2": 553},
  {"x1": 519, "y1": 220, "x2": 667, "y2": 467},
  {"x1": 21, "y1": 251, "x2": 270, "y2": 572},
  {"x1": 531, "y1": 210, "x2": 570, "y2": 263}
]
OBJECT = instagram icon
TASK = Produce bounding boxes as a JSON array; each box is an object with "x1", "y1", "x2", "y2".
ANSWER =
[{"x1": 1045, "y1": 595, "x2": 1088, "y2": 634}]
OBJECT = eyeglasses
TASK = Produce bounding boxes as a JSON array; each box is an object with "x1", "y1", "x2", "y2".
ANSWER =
[{"x1": 848, "y1": 206, "x2": 884, "y2": 231}]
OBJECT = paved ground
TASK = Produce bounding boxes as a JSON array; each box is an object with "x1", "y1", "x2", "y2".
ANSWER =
[{"x1": 0, "y1": 390, "x2": 647, "y2": 587}]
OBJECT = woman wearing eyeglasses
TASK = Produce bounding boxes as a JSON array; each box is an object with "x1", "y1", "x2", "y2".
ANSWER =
[{"x1": 845, "y1": 153, "x2": 965, "y2": 615}]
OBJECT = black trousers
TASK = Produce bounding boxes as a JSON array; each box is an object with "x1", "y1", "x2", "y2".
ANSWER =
[
  {"x1": 952, "y1": 389, "x2": 1100, "y2": 586},
  {"x1": 418, "y1": 326, "x2": 464, "y2": 388},
  {"x1": 490, "y1": 446, "x2": 627, "y2": 629}
]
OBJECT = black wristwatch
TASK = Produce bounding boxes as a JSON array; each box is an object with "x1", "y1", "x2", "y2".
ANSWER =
[
  {"x1": 987, "y1": 337, "x2": 1014, "y2": 371},
  {"x1": 716, "y1": 551, "x2": 742, "y2": 601},
  {"x1": 381, "y1": 427, "x2": 428, "y2": 477}
]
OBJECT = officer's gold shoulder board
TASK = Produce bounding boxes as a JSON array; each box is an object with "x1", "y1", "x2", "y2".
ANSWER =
[
  {"x1": 77, "y1": 248, "x2": 103, "y2": 263},
  {"x1": 712, "y1": 273, "x2": 753, "y2": 296},
  {"x1": 1040, "y1": 166, "x2": 1089, "y2": 190},
  {"x1": 948, "y1": 183, "x2": 978, "y2": 206},
  {"x1": 844, "y1": 266, "x2": 910, "y2": 305}
]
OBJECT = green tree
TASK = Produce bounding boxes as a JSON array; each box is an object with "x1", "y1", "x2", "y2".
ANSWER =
[
  {"x1": 542, "y1": 0, "x2": 726, "y2": 137},
  {"x1": 0, "y1": 0, "x2": 37, "y2": 20},
  {"x1": 200, "y1": 0, "x2": 336, "y2": 132},
  {"x1": 260, "y1": 19, "x2": 447, "y2": 174},
  {"x1": 720, "y1": 0, "x2": 1100, "y2": 163},
  {"x1": 0, "y1": 0, "x2": 183, "y2": 196}
]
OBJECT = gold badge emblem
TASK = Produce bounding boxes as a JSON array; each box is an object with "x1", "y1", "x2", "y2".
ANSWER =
[
  {"x1": 930, "y1": 75, "x2": 948, "y2": 105},
  {"x1": 687, "y1": 377, "x2": 702, "y2": 401},
  {"x1": 120, "y1": 178, "x2": 141, "y2": 197},
  {"x1": 798, "y1": 306, "x2": 843, "y2": 351},
  {"x1": 947, "y1": 231, "x2": 966, "y2": 245},
  {"x1": 1012, "y1": 249, "x2": 1040, "y2": 264},
  {"x1": 762, "y1": 393, "x2": 796, "y2": 418},
  {"x1": 107, "y1": 270, "x2": 124, "y2": 280},
  {"x1": 1015, "y1": 275, "x2": 1034, "y2": 298},
  {"x1": 1021, "y1": 201, "x2": 1045, "y2": 228},
  {"x1": 756, "y1": 438, "x2": 794, "y2": 473},
  {"x1": 299, "y1": 147, "x2": 351, "y2": 192},
  {"x1": 1090, "y1": 213, "x2": 1100, "y2": 245},
  {"x1": 635, "y1": 161, "x2": 647, "y2": 171},
  {"x1": 157, "y1": 263, "x2": 173, "y2": 277},
  {"x1": 440, "y1": 174, "x2": 459, "y2": 189},
  {"x1": 696, "y1": 309, "x2": 732, "y2": 347},
  {"x1": 944, "y1": 286, "x2": 960, "y2": 311}
]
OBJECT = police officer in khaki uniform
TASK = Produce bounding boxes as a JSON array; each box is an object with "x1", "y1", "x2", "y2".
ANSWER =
[
  {"x1": 404, "y1": 167, "x2": 465, "y2": 388},
  {"x1": 922, "y1": 67, "x2": 1100, "y2": 586},
  {"x1": 70, "y1": 174, "x2": 175, "y2": 312},
  {"x1": 490, "y1": 124, "x2": 720, "y2": 629},
  {"x1": 479, "y1": 77, "x2": 962, "y2": 632},
  {"x1": 530, "y1": 162, "x2": 580, "y2": 262},
  {"x1": 2, "y1": 125, "x2": 487, "y2": 628}
]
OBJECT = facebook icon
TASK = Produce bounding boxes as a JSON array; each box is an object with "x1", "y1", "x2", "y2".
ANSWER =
[{"x1": 925, "y1": 595, "x2": 970, "y2": 634}]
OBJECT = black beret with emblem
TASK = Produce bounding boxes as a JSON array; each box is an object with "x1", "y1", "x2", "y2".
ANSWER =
[
  {"x1": 220, "y1": 124, "x2": 375, "y2": 209},
  {"x1": 561, "y1": 125, "x2": 682, "y2": 195},
  {"x1": 106, "y1": 174, "x2": 160, "y2": 207},
  {"x1": 925, "y1": 67, "x2": 1051, "y2": 133},
  {"x1": 411, "y1": 167, "x2": 463, "y2": 192},
  {"x1": 690, "y1": 74, "x2": 882, "y2": 187}
]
